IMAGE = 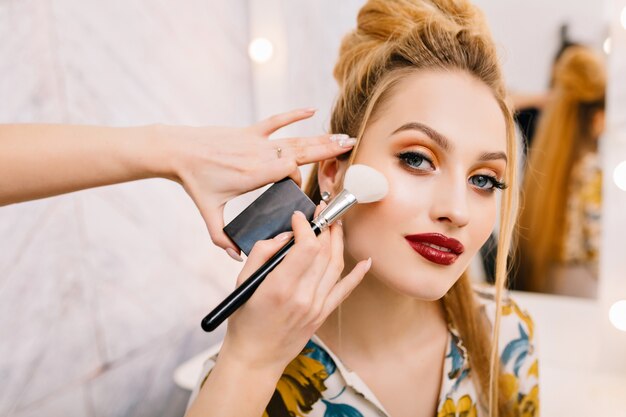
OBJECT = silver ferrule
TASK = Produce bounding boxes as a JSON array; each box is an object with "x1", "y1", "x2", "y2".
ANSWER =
[{"x1": 312, "y1": 189, "x2": 357, "y2": 231}]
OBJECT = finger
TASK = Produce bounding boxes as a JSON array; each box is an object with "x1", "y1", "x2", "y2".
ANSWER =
[
  {"x1": 272, "y1": 206, "x2": 331, "y2": 314},
  {"x1": 293, "y1": 201, "x2": 330, "y2": 294},
  {"x1": 320, "y1": 258, "x2": 371, "y2": 318},
  {"x1": 236, "y1": 231, "x2": 293, "y2": 286},
  {"x1": 295, "y1": 219, "x2": 331, "y2": 297},
  {"x1": 270, "y1": 134, "x2": 356, "y2": 166},
  {"x1": 254, "y1": 108, "x2": 317, "y2": 136},
  {"x1": 313, "y1": 221, "x2": 344, "y2": 303},
  {"x1": 203, "y1": 207, "x2": 240, "y2": 256},
  {"x1": 314, "y1": 200, "x2": 326, "y2": 217},
  {"x1": 250, "y1": 135, "x2": 354, "y2": 189},
  {"x1": 266, "y1": 210, "x2": 319, "y2": 288}
]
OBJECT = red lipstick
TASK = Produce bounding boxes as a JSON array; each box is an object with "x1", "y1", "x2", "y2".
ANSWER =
[{"x1": 404, "y1": 233, "x2": 464, "y2": 266}]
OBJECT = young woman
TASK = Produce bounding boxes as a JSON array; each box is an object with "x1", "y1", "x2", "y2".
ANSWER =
[
  {"x1": 516, "y1": 46, "x2": 605, "y2": 297},
  {"x1": 187, "y1": 0, "x2": 539, "y2": 416}
]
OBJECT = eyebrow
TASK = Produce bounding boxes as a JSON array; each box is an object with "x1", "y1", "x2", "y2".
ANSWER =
[{"x1": 390, "y1": 121, "x2": 507, "y2": 163}]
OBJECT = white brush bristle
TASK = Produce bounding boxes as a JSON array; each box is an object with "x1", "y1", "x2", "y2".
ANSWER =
[{"x1": 344, "y1": 164, "x2": 388, "y2": 203}]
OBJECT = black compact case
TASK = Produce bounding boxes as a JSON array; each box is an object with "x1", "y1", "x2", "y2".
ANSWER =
[{"x1": 223, "y1": 178, "x2": 317, "y2": 256}]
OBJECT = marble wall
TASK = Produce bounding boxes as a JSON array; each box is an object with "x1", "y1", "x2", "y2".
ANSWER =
[
  {"x1": 0, "y1": 1, "x2": 251, "y2": 416},
  {"x1": 2, "y1": 0, "x2": 626, "y2": 416}
]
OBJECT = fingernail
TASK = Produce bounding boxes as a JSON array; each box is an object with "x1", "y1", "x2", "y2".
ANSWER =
[
  {"x1": 319, "y1": 200, "x2": 327, "y2": 209},
  {"x1": 226, "y1": 248, "x2": 243, "y2": 262},
  {"x1": 338, "y1": 137, "x2": 357, "y2": 148},
  {"x1": 329, "y1": 134, "x2": 349, "y2": 143},
  {"x1": 336, "y1": 219, "x2": 343, "y2": 227},
  {"x1": 365, "y1": 257, "x2": 372, "y2": 270},
  {"x1": 300, "y1": 107, "x2": 317, "y2": 113},
  {"x1": 294, "y1": 210, "x2": 306, "y2": 219},
  {"x1": 273, "y1": 231, "x2": 293, "y2": 243}
]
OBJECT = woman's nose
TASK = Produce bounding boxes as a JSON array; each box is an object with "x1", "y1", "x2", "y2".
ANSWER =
[{"x1": 429, "y1": 172, "x2": 470, "y2": 228}]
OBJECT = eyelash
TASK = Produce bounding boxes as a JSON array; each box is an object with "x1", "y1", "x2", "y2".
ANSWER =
[{"x1": 396, "y1": 151, "x2": 507, "y2": 192}]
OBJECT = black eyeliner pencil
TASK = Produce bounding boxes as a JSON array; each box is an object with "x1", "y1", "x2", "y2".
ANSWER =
[{"x1": 201, "y1": 221, "x2": 322, "y2": 332}]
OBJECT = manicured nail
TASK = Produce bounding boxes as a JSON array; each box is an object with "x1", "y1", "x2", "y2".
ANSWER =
[
  {"x1": 339, "y1": 138, "x2": 357, "y2": 148},
  {"x1": 300, "y1": 107, "x2": 317, "y2": 113},
  {"x1": 273, "y1": 231, "x2": 293, "y2": 243},
  {"x1": 339, "y1": 137, "x2": 357, "y2": 148},
  {"x1": 336, "y1": 219, "x2": 343, "y2": 227},
  {"x1": 329, "y1": 134, "x2": 349, "y2": 143},
  {"x1": 365, "y1": 257, "x2": 372, "y2": 270},
  {"x1": 294, "y1": 210, "x2": 306, "y2": 219},
  {"x1": 226, "y1": 248, "x2": 243, "y2": 262}
]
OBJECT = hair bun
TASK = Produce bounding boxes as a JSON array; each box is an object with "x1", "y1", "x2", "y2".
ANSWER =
[
  {"x1": 333, "y1": 0, "x2": 490, "y2": 87},
  {"x1": 553, "y1": 46, "x2": 605, "y2": 102}
]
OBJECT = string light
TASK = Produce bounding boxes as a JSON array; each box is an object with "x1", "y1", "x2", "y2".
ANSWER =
[
  {"x1": 609, "y1": 300, "x2": 626, "y2": 332},
  {"x1": 603, "y1": 37, "x2": 611, "y2": 55},
  {"x1": 614, "y1": 160, "x2": 626, "y2": 191},
  {"x1": 248, "y1": 38, "x2": 274, "y2": 63}
]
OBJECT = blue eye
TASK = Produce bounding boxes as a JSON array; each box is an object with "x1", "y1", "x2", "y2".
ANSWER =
[
  {"x1": 469, "y1": 175, "x2": 506, "y2": 192},
  {"x1": 397, "y1": 151, "x2": 435, "y2": 171}
]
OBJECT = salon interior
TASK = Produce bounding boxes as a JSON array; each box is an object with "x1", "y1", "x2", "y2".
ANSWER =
[{"x1": 1, "y1": 0, "x2": 626, "y2": 416}]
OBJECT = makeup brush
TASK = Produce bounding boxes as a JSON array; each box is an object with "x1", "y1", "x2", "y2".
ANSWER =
[{"x1": 201, "y1": 164, "x2": 388, "y2": 332}]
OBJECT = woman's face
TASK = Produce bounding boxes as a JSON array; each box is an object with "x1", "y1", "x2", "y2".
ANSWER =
[{"x1": 320, "y1": 70, "x2": 508, "y2": 300}]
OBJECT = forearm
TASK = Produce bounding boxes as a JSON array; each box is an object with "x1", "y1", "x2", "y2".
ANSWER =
[
  {"x1": 186, "y1": 349, "x2": 284, "y2": 417},
  {"x1": 0, "y1": 124, "x2": 175, "y2": 205}
]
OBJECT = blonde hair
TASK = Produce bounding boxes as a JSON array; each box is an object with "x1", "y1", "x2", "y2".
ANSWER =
[
  {"x1": 304, "y1": 0, "x2": 520, "y2": 415},
  {"x1": 517, "y1": 46, "x2": 605, "y2": 291}
]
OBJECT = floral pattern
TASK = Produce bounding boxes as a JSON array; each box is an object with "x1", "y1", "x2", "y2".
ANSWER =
[{"x1": 192, "y1": 288, "x2": 539, "y2": 416}]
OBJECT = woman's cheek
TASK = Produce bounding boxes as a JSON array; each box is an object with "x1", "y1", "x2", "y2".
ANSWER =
[{"x1": 341, "y1": 197, "x2": 398, "y2": 266}]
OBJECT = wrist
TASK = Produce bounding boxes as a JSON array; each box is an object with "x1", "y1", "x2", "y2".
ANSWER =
[
  {"x1": 219, "y1": 336, "x2": 289, "y2": 377},
  {"x1": 190, "y1": 341, "x2": 286, "y2": 417},
  {"x1": 218, "y1": 350, "x2": 285, "y2": 382},
  {"x1": 143, "y1": 124, "x2": 182, "y2": 183}
]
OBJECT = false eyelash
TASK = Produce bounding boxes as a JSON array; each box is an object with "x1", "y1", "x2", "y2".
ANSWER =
[{"x1": 489, "y1": 178, "x2": 508, "y2": 190}]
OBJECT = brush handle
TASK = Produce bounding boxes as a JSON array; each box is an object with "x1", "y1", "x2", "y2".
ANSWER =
[{"x1": 201, "y1": 222, "x2": 322, "y2": 332}]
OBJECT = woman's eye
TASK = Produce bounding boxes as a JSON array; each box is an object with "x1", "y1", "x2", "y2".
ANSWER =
[
  {"x1": 469, "y1": 174, "x2": 506, "y2": 192},
  {"x1": 397, "y1": 151, "x2": 434, "y2": 171}
]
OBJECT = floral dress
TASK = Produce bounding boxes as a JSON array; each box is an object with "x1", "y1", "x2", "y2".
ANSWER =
[{"x1": 190, "y1": 287, "x2": 539, "y2": 416}]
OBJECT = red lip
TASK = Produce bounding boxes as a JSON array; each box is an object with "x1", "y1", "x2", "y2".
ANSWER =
[{"x1": 404, "y1": 233, "x2": 465, "y2": 266}]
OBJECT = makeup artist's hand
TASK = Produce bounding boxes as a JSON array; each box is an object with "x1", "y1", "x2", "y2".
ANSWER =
[
  {"x1": 164, "y1": 108, "x2": 356, "y2": 260},
  {"x1": 1, "y1": 109, "x2": 354, "y2": 262},
  {"x1": 218, "y1": 204, "x2": 371, "y2": 371}
]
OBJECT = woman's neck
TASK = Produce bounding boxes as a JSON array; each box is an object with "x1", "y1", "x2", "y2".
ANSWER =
[{"x1": 316, "y1": 255, "x2": 448, "y2": 363}]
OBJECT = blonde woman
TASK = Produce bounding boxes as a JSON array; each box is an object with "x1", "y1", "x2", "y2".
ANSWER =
[
  {"x1": 187, "y1": 0, "x2": 539, "y2": 416},
  {"x1": 517, "y1": 46, "x2": 605, "y2": 297}
]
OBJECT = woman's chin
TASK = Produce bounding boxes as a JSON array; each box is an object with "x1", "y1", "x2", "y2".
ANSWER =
[{"x1": 381, "y1": 274, "x2": 457, "y2": 301}]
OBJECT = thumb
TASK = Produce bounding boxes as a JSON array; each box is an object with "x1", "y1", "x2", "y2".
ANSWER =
[{"x1": 203, "y1": 206, "x2": 240, "y2": 256}]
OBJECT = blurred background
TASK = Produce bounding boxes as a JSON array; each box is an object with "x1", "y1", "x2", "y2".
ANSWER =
[{"x1": 1, "y1": 0, "x2": 626, "y2": 416}]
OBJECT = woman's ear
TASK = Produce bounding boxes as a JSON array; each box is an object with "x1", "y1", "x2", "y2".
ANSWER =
[{"x1": 318, "y1": 158, "x2": 348, "y2": 196}]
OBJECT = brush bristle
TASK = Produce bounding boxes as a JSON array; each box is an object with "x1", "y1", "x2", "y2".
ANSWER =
[{"x1": 344, "y1": 164, "x2": 388, "y2": 203}]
